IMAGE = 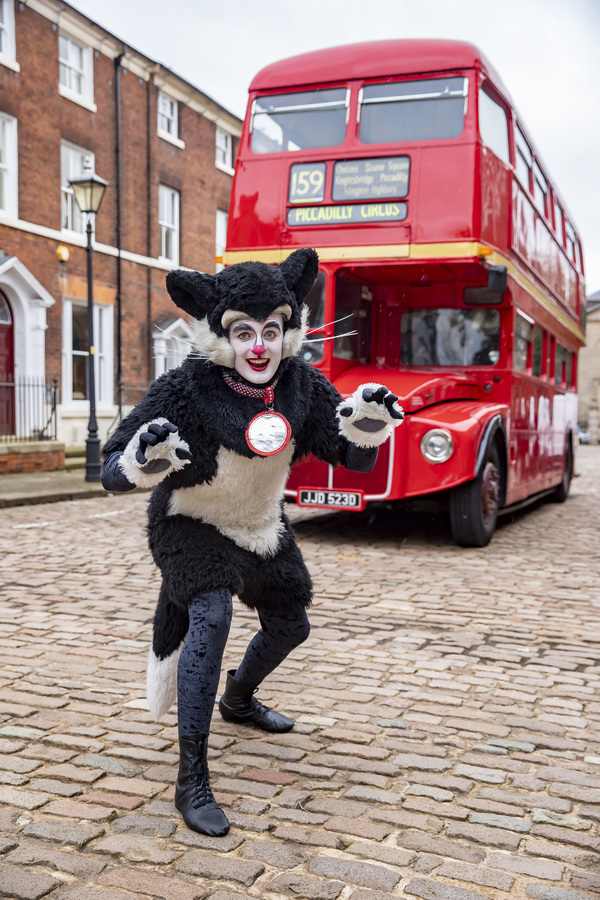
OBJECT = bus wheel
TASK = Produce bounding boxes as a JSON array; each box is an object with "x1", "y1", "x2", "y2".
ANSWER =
[
  {"x1": 550, "y1": 439, "x2": 573, "y2": 503},
  {"x1": 449, "y1": 442, "x2": 501, "y2": 547}
]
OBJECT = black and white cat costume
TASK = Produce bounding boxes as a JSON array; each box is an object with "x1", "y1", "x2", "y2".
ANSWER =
[{"x1": 101, "y1": 248, "x2": 403, "y2": 835}]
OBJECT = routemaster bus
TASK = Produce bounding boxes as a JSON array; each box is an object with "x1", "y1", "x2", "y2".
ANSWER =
[{"x1": 223, "y1": 39, "x2": 586, "y2": 547}]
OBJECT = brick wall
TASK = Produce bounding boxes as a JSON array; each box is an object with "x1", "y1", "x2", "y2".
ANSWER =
[{"x1": 0, "y1": 441, "x2": 65, "y2": 474}]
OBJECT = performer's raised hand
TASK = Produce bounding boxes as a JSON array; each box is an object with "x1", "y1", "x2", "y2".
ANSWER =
[{"x1": 337, "y1": 383, "x2": 404, "y2": 448}]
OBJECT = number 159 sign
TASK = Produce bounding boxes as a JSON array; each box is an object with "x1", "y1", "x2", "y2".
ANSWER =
[{"x1": 289, "y1": 163, "x2": 326, "y2": 204}]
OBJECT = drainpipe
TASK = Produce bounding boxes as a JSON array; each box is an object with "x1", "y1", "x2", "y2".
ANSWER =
[
  {"x1": 146, "y1": 72, "x2": 154, "y2": 383},
  {"x1": 114, "y1": 45, "x2": 126, "y2": 419}
]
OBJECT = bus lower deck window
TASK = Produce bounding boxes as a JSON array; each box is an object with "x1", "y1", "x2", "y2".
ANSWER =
[
  {"x1": 334, "y1": 273, "x2": 372, "y2": 364},
  {"x1": 359, "y1": 77, "x2": 467, "y2": 145},
  {"x1": 401, "y1": 308, "x2": 500, "y2": 367}
]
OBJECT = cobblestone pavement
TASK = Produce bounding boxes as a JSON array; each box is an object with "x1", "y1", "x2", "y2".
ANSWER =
[{"x1": 1, "y1": 448, "x2": 600, "y2": 900}]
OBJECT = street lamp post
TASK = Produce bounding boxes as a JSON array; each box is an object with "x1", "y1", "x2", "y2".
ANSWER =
[{"x1": 68, "y1": 159, "x2": 109, "y2": 482}]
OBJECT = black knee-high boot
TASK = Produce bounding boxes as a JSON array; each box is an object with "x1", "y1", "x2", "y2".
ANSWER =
[
  {"x1": 174, "y1": 733, "x2": 229, "y2": 836},
  {"x1": 219, "y1": 670, "x2": 294, "y2": 733}
]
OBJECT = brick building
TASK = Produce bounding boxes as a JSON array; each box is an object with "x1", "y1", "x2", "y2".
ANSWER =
[{"x1": 0, "y1": 0, "x2": 241, "y2": 470}]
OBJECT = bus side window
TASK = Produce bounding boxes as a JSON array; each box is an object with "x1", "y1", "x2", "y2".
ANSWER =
[
  {"x1": 515, "y1": 125, "x2": 532, "y2": 192},
  {"x1": 478, "y1": 87, "x2": 510, "y2": 165},
  {"x1": 555, "y1": 344, "x2": 566, "y2": 387},
  {"x1": 300, "y1": 271, "x2": 326, "y2": 365},
  {"x1": 514, "y1": 314, "x2": 532, "y2": 371},
  {"x1": 566, "y1": 351, "x2": 573, "y2": 389},
  {"x1": 532, "y1": 327, "x2": 543, "y2": 377}
]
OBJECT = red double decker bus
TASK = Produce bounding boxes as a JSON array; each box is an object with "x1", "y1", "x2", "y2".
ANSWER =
[{"x1": 224, "y1": 39, "x2": 585, "y2": 546}]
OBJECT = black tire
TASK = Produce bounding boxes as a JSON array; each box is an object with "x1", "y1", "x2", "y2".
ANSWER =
[
  {"x1": 550, "y1": 439, "x2": 573, "y2": 503},
  {"x1": 449, "y1": 442, "x2": 501, "y2": 547}
]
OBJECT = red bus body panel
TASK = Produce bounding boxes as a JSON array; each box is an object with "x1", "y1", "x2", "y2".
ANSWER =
[{"x1": 227, "y1": 40, "x2": 585, "y2": 515}]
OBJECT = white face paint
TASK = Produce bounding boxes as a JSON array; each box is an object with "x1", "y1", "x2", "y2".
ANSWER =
[{"x1": 228, "y1": 314, "x2": 284, "y2": 384}]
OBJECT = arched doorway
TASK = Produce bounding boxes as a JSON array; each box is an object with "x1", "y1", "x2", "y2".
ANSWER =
[{"x1": 0, "y1": 290, "x2": 14, "y2": 435}]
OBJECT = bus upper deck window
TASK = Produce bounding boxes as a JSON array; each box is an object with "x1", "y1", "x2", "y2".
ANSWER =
[
  {"x1": 359, "y1": 77, "x2": 467, "y2": 145},
  {"x1": 251, "y1": 89, "x2": 349, "y2": 153},
  {"x1": 515, "y1": 125, "x2": 532, "y2": 190},
  {"x1": 401, "y1": 308, "x2": 500, "y2": 367}
]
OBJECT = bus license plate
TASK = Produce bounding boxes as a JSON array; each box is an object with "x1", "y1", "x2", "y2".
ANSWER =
[{"x1": 297, "y1": 488, "x2": 365, "y2": 511}]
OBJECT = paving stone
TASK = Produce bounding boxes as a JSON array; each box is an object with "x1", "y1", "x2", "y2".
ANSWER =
[
  {"x1": 27, "y1": 778, "x2": 81, "y2": 797},
  {"x1": 22, "y1": 818, "x2": 105, "y2": 848},
  {"x1": 53, "y1": 890, "x2": 132, "y2": 900},
  {"x1": 346, "y1": 840, "x2": 415, "y2": 867},
  {"x1": 306, "y1": 797, "x2": 371, "y2": 817},
  {"x1": 478, "y1": 788, "x2": 571, "y2": 813},
  {"x1": 231, "y1": 740, "x2": 305, "y2": 761},
  {"x1": 395, "y1": 832, "x2": 485, "y2": 864},
  {"x1": 209, "y1": 894, "x2": 254, "y2": 900},
  {"x1": 324, "y1": 816, "x2": 391, "y2": 840},
  {"x1": 525, "y1": 887, "x2": 597, "y2": 900},
  {"x1": 93, "y1": 833, "x2": 181, "y2": 863},
  {"x1": 94, "y1": 775, "x2": 166, "y2": 797},
  {"x1": 100, "y1": 866, "x2": 207, "y2": 900},
  {"x1": 0, "y1": 786, "x2": 48, "y2": 809},
  {"x1": 522, "y1": 838, "x2": 597, "y2": 868},
  {"x1": 270, "y1": 807, "x2": 328, "y2": 825},
  {"x1": 308, "y1": 857, "x2": 401, "y2": 890},
  {"x1": 6, "y1": 841, "x2": 106, "y2": 877},
  {"x1": 267, "y1": 873, "x2": 345, "y2": 900},
  {"x1": 405, "y1": 784, "x2": 454, "y2": 802},
  {"x1": 111, "y1": 813, "x2": 176, "y2": 836},
  {"x1": 0, "y1": 756, "x2": 42, "y2": 774},
  {"x1": 570, "y1": 871, "x2": 600, "y2": 893},
  {"x1": 239, "y1": 767, "x2": 297, "y2": 785},
  {"x1": 0, "y1": 864, "x2": 58, "y2": 900},
  {"x1": 404, "y1": 877, "x2": 490, "y2": 899},
  {"x1": 36, "y1": 763, "x2": 105, "y2": 783},
  {"x1": 530, "y1": 824, "x2": 600, "y2": 850},
  {"x1": 453, "y1": 765, "x2": 506, "y2": 784},
  {"x1": 42, "y1": 799, "x2": 117, "y2": 822},
  {"x1": 240, "y1": 840, "x2": 307, "y2": 868},
  {"x1": 468, "y1": 812, "x2": 531, "y2": 832},
  {"x1": 446, "y1": 821, "x2": 522, "y2": 850},
  {"x1": 371, "y1": 808, "x2": 443, "y2": 833},
  {"x1": 0, "y1": 836, "x2": 18, "y2": 853},
  {"x1": 73, "y1": 755, "x2": 142, "y2": 777},
  {"x1": 0, "y1": 727, "x2": 46, "y2": 741},
  {"x1": 345, "y1": 785, "x2": 406, "y2": 804},
  {"x1": 395, "y1": 753, "x2": 452, "y2": 771},
  {"x1": 173, "y1": 829, "x2": 245, "y2": 851},
  {"x1": 436, "y1": 861, "x2": 515, "y2": 892},
  {"x1": 403, "y1": 797, "x2": 469, "y2": 819},
  {"x1": 485, "y1": 851, "x2": 564, "y2": 880},
  {"x1": 80, "y1": 791, "x2": 144, "y2": 810},
  {"x1": 414, "y1": 855, "x2": 443, "y2": 873},
  {"x1": 350, "y1": 891, "x2": 406, "y2": 900},
  {"x1": 213, "y1": 777, "x2": 278, "y2": 798},
  {"x1": 531, "y1": 809, "x2": 592, "y2": 830},
  {"x1": 176, "y1": 849, "x2": 264, "y2": 885}
]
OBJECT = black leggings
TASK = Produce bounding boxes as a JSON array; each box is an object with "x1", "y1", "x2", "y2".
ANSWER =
[{"x1": 176, "y1": 589, "x2": 310, "y2": 736}]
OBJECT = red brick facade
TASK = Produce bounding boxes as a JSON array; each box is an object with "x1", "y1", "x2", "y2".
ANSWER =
[{"x1": 0, "y1": 0, "x2": 240, "y2": 461}]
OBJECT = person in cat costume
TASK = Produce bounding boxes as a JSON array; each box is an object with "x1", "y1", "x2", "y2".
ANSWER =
[{"x1": 101, "y1": 248, "x2": 404, "y2": 836}]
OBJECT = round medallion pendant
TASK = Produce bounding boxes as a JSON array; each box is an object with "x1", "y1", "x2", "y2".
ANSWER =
[{"x1": 246, "y1": 411, "x2": 291, "y2": 456}]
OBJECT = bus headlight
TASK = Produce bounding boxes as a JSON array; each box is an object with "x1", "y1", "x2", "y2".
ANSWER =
[{"x1": 420, "y1": 429, "x2": 454, "y2": 463}]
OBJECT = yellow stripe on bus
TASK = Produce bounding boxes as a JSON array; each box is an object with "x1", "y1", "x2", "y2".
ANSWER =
[{"x1": 222, "y1": 243, "x2": 584, "y2": 342}]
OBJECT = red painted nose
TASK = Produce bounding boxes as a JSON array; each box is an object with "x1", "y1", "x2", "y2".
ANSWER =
[{"x1": 253, "y1": 344, "x2": 266, "y2": 356}]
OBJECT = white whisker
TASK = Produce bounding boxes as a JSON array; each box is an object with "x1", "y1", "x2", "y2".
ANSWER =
[
  {"x1": 154, "y1": 325, "x2": 195, "y2": 348},
  {"x1": 307, "y1": 313, "x2": 354, "y2": 334},
  {"x1": 303, "y1": 330, "x2": 358, "y2": 344}
]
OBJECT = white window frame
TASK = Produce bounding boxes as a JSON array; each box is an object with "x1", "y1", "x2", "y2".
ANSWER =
[
  {"x1": 0, "y1": 0, "x2": 18, "y2": 72},
  {"x1": 158, "y1": 184, "x2": 180, "y2": 265},
  {"x1": 153, "y1": 318, "x2": 194, "y2": 379},
  {"x1": 58, "y1": 32, "x2": 96, "y2": 112},
  {"x1": 215, "y1": 209, "x2": 228, "y2": 273},
  {"x1": 62, "y1": 299, "x2": 113, "y2": 408},
  {"x1": 61, "y1": 142, "x2": 94, "y2": 236},
  {"x1": 215, "y1": 127, "x2": 234, "y2": 174},
  {"x1": 0, "y1": 110, "x2": 17, "y2": 218},
  {"x1": 157, "y1": 91, "x2": 185, "y2": 149}
]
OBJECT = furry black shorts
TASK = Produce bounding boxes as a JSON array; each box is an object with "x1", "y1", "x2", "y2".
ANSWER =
[{"x1": 148, "y1": 511, "x2": 313, "y2": 615}]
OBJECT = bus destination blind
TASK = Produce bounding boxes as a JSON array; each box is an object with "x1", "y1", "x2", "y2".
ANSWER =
[
  {"x1": 288, "y1": 202, "x2": 407, "y2": 226},
  {"x1": 332, "y1": 156, "x2": 410, "y2": 201}
]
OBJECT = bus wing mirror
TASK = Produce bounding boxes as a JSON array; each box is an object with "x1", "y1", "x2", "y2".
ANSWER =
[{"x1": 487, "y1": 264, "x2": 507, "y2": 294}]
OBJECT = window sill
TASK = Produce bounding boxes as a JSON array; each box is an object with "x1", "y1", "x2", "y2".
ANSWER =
[
  {"x1": 215, "y1": 160, "x2": 235, "y2": 177},
  {"x1": 0, "y1": 56, "x2": 20, "y2": 74},
  {"x1": 58, "y1": 84, "x2": 97, "y2": 113},
  {"x1": 158, "y1": 255, "x2": 179, "y2": 268},
  {"x1": 158, "y1": 129, "x2": 185, "y2": 150}
]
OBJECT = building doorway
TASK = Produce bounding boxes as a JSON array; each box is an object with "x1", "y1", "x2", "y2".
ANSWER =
[{"x1": 0, "y1": 290, "x2": 14, "y2": 435}]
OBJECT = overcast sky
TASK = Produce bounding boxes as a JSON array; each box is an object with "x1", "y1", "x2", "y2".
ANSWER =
[{"x1": 71, "y1": 0, "x2": 600, "y2": 294}]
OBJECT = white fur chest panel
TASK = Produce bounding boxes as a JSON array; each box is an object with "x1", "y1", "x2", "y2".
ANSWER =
[{"x1": 166, "y1": 442, "x2": 296, "y2": 557}]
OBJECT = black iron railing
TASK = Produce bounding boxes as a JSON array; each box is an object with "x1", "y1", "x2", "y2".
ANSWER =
[{"x1": 0, "y1": 376, "x2": 58, "y2": 442}]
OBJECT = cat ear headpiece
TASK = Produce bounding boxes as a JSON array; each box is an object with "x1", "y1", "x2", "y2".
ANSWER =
[{"x1": 165, "y1": 248, "x2": 318, "y2": 368}]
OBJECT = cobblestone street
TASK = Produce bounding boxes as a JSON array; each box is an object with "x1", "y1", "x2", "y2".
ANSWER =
[{"x1": 1, "y1": 448, "x2": 600, "y2": 900}]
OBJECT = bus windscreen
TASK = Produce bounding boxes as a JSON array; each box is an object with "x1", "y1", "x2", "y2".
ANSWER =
[
  {"x1": 251, "y1": 88, "x2": 349, "y2": 153},
  {"x1": 359, "y1": 77, "x2": 467, "y2": 144},
  {"x1": 401, "y1": 308, "x2": 500, "y2": 366}
]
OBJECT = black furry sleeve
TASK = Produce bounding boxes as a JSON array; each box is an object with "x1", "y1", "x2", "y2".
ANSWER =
[{"x1": 294, "y1": 366, "x2": 378, "y2": 473}]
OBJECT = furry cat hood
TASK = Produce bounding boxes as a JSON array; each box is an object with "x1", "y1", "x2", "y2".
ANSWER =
[{"x1": 165, "y1": 248, "x2": 318, "y2": 369}]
